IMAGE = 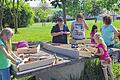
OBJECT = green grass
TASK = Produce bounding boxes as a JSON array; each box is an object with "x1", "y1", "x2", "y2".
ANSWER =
[{"x1": 12, "y1": 20, "x2": 120, "y2": 42}]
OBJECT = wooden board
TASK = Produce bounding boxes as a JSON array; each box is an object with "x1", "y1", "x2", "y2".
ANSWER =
[
  {"x1": 69, "y1": 39, "x2": 91, "y2": 44},
  {"x1": 18, "y1": 56, "x2": 54, "y2": 71},
  {"x1": 17, "y1": 44, "x2": 40, "y2": 54},
  {"x1": 41, "y1": 42, "x2": 93, "y2": 59}
]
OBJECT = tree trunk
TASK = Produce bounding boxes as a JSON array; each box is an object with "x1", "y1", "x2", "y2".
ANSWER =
[
  {"x1": 13, "y1": 0, "x2": 18, "y2": 33},
  {"x1": 0, "y1": 0, "x2": 4, "y2": 30},
  {"x1": 15, "y1": 0, "x2": 19, "y2": 33},
  {"x1": 61, "y1": 0, "x2": 67, "y2": 24}
]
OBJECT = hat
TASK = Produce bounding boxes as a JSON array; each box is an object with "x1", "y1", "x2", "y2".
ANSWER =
[{"x1": 56, "y1": 17, "x2": 63, "y2": 22}]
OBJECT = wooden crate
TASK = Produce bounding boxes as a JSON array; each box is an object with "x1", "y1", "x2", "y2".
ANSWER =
[
  {"x1": 18, "y1": 56, "x2": 54, "y2": 71},
  {"x1": 17, "y1": 44, "x2": 40, "y2": 54},
  {"x1": 12, "y1": 54, "x2": 54, "y2": 72}
]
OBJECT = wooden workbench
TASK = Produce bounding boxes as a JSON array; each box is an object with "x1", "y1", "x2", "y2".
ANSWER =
[{"x1": 11, "y1": 42, "x2": 120, "y2": 80}]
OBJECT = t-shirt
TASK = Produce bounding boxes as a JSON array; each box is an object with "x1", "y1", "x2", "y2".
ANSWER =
[
  {"x1": 0, "y1": 38, "x2": 11, "y2": 69},
  {"x1": 51, "y1": 24, "x2": 69, "y2": 44},
  {"x1": 71, "y1": 20, "x2": 85, "y2": 39},
  {"x1": 101, "y1": 24, "x2": 117, "y2": 46},
  {"x1": 97, "y1": 43, "x2": 109, "y2": 60},
  {"x1": 90, "y1": 31, "x2": 96, "y2": 44}
]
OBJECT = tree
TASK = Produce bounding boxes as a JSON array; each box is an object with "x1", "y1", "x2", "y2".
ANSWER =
[
  {"x1": 65, "y1": 0, "x2": 81, "y2": 17},
  {"x1": 13, "y1": 0, "x2": 19, "y2": 33},
  {"x1": 50, "y1": 0, "x2": 67, "y2": 24},
  {"x1": 0, "y1": 0, "x2": 5, "y2": 30},
  {"x1": 98, "y1": 0, "x2": 119, "y2": 12},
  {"x1": 34, "y1": 1, "x2": 51, "y2": 26}
]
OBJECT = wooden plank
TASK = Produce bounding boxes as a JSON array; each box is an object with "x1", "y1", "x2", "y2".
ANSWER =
[
  {"x1": 17, "y1": 44, "x2": 40, "y2": 54},
  {"x1": 18, "y1": 56, "x2": 54, "y2": 71},
  {"x1": 69, "y1": 39, "x2": 91, "y2": 44},
  {"x1": 41, "y1": 43, "x2": 94, "y2": 59},
  {"x1": 12, "y1": 50, "x2": 55, "y2": 72},
  {"x1": 42, "y1": 42, "x2": 79, "y2": 59}
]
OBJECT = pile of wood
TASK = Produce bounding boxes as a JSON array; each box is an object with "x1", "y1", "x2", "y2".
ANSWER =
[{"x1": 12, "y1": 44, "x2": 55, "y2": 72}]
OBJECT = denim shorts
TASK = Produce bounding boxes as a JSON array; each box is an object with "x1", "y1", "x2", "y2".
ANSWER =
[{"x1": 0, "y1": 68, "x2": 10, "y2": 80}]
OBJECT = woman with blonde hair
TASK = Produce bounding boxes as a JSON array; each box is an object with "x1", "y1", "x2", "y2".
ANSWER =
[
  {"x1": 0, "y1": 28, "x2": 22, "y2": 80},
  {"x1": 94, "y1": 33, "x2": 114, "y2": 80}
]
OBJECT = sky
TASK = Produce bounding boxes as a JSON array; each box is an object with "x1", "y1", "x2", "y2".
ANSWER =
[{"x1": 26, "y1": 0, "x2": 53, "y2": 8}]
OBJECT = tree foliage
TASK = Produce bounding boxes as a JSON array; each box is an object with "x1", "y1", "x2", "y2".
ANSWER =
[
  {"x1": 3, "y1": 0, "x2": 34, "y2": 28},
  {"x1": 49, "y1": 0, "x2": 120, "y2": 19}
]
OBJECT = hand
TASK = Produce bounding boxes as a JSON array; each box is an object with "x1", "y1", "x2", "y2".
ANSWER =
[
  {"x1": 17, "y1": 57, "x2": 22, "y2": 62},
  {"x1": 60, "y1": 31, "x2": 64, "y2": 35},
  {"x1": 91, "y1": 54, "x2": 95, "y2": 57},
  {"x1": 63, "y1": 32, "x2": 67, "y2": 34},
  {"x1": 16, "y1": 59, "x2": 23, "y2": 66}
]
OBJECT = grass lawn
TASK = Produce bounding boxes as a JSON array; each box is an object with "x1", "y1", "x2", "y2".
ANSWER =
[{"x1": 12, "y1": 20, "x2": 120, "y2": 42}]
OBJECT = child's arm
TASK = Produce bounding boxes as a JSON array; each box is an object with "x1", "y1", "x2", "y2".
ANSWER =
[
  {"x1": 0, "y1": 46, "x2": 16, "y2": 64},
  {"x1": 96, "y1": 47, "x2": 104, "y2": 56},
  {"x1": 83, "y1": 20, "x2": 89, "y2": 30}
]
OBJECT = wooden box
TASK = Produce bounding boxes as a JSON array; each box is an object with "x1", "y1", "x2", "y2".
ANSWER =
[
  {"x1": 12, "y1": 53, "x2": 54, "y2": 72},
  {"x1": 17, "y1": 44, "x2": 40, "y2": 54},
  {"x1": 18, "y1": 56, "x2": 54, "y2": 71}
]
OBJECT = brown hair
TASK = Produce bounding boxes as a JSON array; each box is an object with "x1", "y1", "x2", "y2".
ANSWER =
[
  {"x1": 76, "y1": 13, "x2": 84, "y2": 21},
  {"x1": 103, "y1": 15, "x2": 112, "y2": 25}
]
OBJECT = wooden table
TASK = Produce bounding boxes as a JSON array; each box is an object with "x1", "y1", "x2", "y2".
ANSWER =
[{"x1": 12, "y1": 43, "x2": 120, "y2": 80}]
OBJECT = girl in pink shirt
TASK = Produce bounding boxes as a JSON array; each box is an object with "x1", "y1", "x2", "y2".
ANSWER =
[{"x1": 94, "y1": 33, "x2": 114, "y2": 80}]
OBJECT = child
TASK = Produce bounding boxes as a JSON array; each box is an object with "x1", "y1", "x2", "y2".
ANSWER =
[
  {"x1": 90, "y1": 25, "x2": 97, "y2": 44},
  {"x1": 0, "y1": 28, "x2": 22, "y2": 80},
  {"x1": 71, "y1": 13, "x2": 88, "y2": 44},
  {"x1": 94, "y1": 33, "x2": 114, "y2": 80}
]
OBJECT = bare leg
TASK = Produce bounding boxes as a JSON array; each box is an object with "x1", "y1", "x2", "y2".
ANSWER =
[
  {"x1": 107, "y1": 63, "x2": 114, "y2": 80},
  {"x1": 102, "y1": 64, "x2": 108, "y2": 80}
]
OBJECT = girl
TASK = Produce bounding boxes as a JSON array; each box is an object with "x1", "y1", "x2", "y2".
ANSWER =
[
  {"x1": 71, "y1": 13, "x2": 89, "y2": 41},
  {"x1": 0, "y1": 28, "x2": 22, "y2": 80},
  {"x1": 94, "y1": 33, "x2": 114, "y2": 80},
  {"x1": 90, "y1": 25, "x2": 97, "y2": 44}
]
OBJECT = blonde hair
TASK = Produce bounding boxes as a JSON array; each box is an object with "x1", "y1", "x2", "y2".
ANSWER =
[
  {"x1": 94, "y1": 33, "x2": 107, "y2": 49},
  {"x1": 0, "y1": 28, "x2": 14, "y2": 51}
]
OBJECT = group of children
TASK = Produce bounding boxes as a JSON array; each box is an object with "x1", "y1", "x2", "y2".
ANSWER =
[{"x1": 51, "y1": 14, "x2": 119, "y2": 80}]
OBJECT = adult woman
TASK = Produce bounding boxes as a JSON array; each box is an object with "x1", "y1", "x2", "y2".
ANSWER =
[
  {"x1": 101, "y1": 15, "x2": 118, "y2": 47},
  {"x1": 71, "y1": 13, "x2": 89, "y2": 41},
  {"x1": 0, "y1": 28, "x2": 22, "y2": 80},
  {"x1": 51, "y1": 17, "x2": 70, "y2": 44}
]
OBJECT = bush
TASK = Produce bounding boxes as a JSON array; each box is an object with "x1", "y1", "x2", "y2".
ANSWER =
[{"x1": 3, "y1": 1, "x2": 34, "y2": 28}]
